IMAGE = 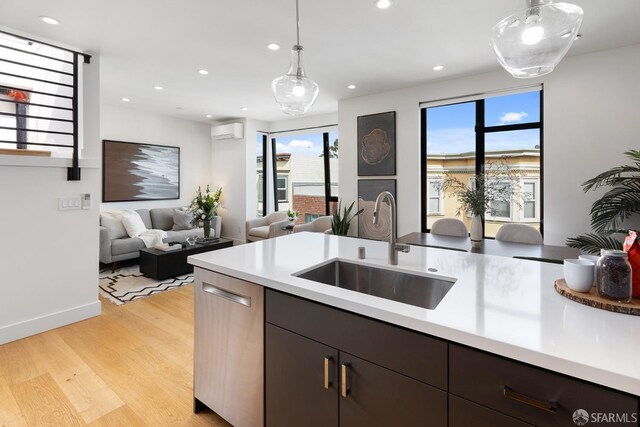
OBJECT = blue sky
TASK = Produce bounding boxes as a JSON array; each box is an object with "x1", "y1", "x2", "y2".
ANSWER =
[
  {"x1": 427, "y1": 91, "x2": 540, "y2": 154},
  {"x1": 257, "y1": 131, "x2": 338, "y2": 156}
]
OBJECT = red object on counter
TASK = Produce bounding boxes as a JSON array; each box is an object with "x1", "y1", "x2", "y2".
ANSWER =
[{"x1": 623, "y1": 230, "x2": 640, "y2": 298}]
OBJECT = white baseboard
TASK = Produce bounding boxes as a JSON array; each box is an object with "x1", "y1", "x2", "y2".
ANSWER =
[{"x1": 0, "y1": 300, "x2": 101, "y2": 345}]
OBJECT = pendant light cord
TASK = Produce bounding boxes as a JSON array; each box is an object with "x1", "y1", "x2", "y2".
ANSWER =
[{"x1": 295, "y1": 0, "x2": 301, "y2": 45}]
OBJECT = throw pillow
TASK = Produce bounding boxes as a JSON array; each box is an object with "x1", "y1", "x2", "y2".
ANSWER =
[
  {"x1": 100, "y1": 211, "x2": 128, "y2": 239},
  {"x1": 173, "y1": 208, "x2": 193, "y2": 231},
  {"x1": 121, "y1": 209, "x2": 148, "y2": 237}
]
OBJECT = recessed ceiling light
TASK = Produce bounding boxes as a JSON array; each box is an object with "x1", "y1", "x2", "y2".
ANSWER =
[
  {"x1": 575, "y1": 33, "x2": 582, "y2": 40},
  {"x1": 205, "y1": 114, "x2": 213, "y2": 118},
  {"x1": 39, "y1": 16, "x2": 59, "y2": 25},
  {"x1": 433, "y1": 65, "x2": 444, "y2": 71},
  {"x1": 375, "y1": 0, "x2": 392, "y2": 9},
  {"x1": 198, "y1": 69, "x2": 209, "y2": 75},
  {"x1": 347, "y1": 84, "x2": 357, "y2": 89},
  {"x1": 240, "y1": 107, "x2": 248, "y2": 111},
  {"x1": 267, "y1": 43, "x2": 280, "y2": 51},
  {"x1": 121, "y1": 97, "x2": 130, "y2": 102},
  {"x1": 153, "y1": 85, "x2": 163, "y2": 90}
]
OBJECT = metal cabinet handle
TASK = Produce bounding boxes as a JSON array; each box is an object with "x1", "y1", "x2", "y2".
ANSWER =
[
  {"x1": 341, "y1": 363, "x2": 350, "y2": 398},
  {"x1": 503, "y1": 386, "x2": 558, "y2": 414},
  {"x1": 324, "y1": 357, "x2": 332, "y2": 389},
  {"x1": 202, "y1": 282, "x2": 251, "y2": 307}
]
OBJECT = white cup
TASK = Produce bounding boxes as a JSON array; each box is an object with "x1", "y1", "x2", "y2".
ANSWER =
[{"x1": 563, "y1": 259, "x2": 595, "y2": 292}]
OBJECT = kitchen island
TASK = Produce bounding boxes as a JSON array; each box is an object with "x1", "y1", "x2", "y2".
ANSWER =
[{"x1": 189, "y1": 232, "x2": 640, "y2": 427}]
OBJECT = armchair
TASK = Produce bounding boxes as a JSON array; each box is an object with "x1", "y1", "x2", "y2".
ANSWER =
[
  {"x1": 293, "y1": 216, "x2": 333, "y2": 234},
  {"x1": 245, "y1": 212, "x2": 289, "y2": 242}
]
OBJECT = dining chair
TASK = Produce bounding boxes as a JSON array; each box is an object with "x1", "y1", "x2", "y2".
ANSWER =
[
  {"x1": 430, "y1": 218, "x2": 468, "y2": 237},
  {"x1": 495, "y1": 223, "x2": 543, "y2": 245}
]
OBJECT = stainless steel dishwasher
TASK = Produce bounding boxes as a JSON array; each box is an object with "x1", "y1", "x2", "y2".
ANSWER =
[{"x1": 193, "y1": 267, "x2": 264, "y2": 427}]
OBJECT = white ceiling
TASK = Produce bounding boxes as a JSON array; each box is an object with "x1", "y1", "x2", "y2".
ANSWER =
[{"x1": 1, "y1": 0, "x2": 639, "y2": 124}]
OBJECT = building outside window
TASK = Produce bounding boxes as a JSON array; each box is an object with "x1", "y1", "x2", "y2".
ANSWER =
[
  {"x1": 422, "y1": 89, "x2": 542, "y2": 238},
  {"x1": 257, "y1": 129, "x2": 338, "y2": 224}
]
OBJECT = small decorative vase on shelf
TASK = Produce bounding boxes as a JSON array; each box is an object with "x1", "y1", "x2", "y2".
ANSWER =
[{"x1": 470, "y1": 215, "x2": 483, "y2": 248}]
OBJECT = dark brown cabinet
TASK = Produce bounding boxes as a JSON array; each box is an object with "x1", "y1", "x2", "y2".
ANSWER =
[
  {"x1": 265, "y1": 324, "x2": 338, "y2": 427},
  {"x1": 264, "y1": 289, "x2": 638, "y2": 427},
  {"x1": 339, "y1": 352, "x2": 447, "y2": 427},
  {"x1": 265, "y1": 290, "x2": 447, "y2": 427}
]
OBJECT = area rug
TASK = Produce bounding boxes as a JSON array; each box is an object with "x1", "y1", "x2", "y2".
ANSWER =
[{"x1": 99, "y1": 264, "x2": 193, "y2": 305}]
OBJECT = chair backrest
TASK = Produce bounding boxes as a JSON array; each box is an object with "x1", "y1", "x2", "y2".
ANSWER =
[
  {"x1": 266, "y1": 211, "x2": 288, "y2": 224},
  {"x1": 495, "y1": 223, "x2": 543, "y2": 245},
  {"x1": 313, "y1": 216, "x2": 332, "y2": 232},
  {"x1": 431, "y1": 218, "x2": 468, "y2": 237}
]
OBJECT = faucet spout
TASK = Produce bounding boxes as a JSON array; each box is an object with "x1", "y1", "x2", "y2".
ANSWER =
[{"x1": 372, "y1": 191, "x2": 410, "y2": 265}]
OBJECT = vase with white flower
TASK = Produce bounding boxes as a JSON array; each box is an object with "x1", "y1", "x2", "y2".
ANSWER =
[
  {"x1": 287, "y1": 209, "x2": 299, "y2": 224},
  {"x1": 190, "y1": 185, "x2": 222, "y2": 240}
]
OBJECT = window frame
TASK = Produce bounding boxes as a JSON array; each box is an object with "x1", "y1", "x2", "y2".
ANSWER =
[
  {"x1": 421, "y1": 88, "x2": 544, "y2": 237},
  {"x1": 426, "y1": 177, "x2": 444, "y2": 215},
  {"x1": 520, "y1": 178, "x2": 540, "y2": 222},
  {"x1": 276, "y1": 174, "x2": 288, "y2": 203}
]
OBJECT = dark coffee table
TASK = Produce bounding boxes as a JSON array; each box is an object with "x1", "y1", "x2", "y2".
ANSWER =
[{"x1": 139, "y1": 238, "x2": 233, "y2": 280}]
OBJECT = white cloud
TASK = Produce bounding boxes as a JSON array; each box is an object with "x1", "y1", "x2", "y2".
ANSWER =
[
  {"x1": 275, "y1": 142, "x2": 287, "y2": 151},
  {"x1": 499, "y1": 111, "x2": 528, "y2": 124},
  {"x1": 288, "y1": 139, "x2": 314, "y2": 149}
]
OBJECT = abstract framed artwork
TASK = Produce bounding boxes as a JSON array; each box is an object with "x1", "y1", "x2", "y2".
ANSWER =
[
  {"x1": 358, "y1": 179, "x2": 396, "y2": 240},
  {"x1": 357, "y1": 111, "x2": 396, "y2": 176},
  {"x1": 102, "y1": 140, "x2": 180, "y2": 202}
]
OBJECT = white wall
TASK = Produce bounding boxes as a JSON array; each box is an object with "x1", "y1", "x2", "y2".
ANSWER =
[
  {"x1": 338, "y1": 44, "x2": 640, "y2": 246},
  {"x1": 100, "y1": 106, "x2": 212, "y2": 211},
  {"x1": 0, "y1": 54, "x2": 101, "y2": 344}
]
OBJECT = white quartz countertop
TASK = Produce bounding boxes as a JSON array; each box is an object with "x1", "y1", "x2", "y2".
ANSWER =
[{"x1": 188, "y1": 232, "x2": 640, "y2": 396}]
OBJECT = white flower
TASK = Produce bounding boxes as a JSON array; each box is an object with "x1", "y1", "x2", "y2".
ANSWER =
[{"x1": 201, "y1": 214, "x2": 206, "y2": 219}]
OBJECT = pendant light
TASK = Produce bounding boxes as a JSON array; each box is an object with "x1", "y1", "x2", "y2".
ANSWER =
[
  {"x1": 271, "y1": 0, "x2": 319, "y2": 115},
  {"x1": 490, "y1": 0, "x2": 583, "y2": 78}
]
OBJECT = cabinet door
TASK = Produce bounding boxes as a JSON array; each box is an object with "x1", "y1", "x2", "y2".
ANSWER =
[
  {"x1": 339, "y1": 352, "x2": 447, "y2": 427},
  {"x1": 266, "y1": 323, "x2": 339, "y2": 427},
  {"x1": 450, "y1": 395, "x2": 533, "y2": 427}
]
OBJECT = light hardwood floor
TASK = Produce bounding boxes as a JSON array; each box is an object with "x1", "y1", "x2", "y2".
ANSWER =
[{"x1": 0, "y1": 285, "x2": 232, "y2": 426}]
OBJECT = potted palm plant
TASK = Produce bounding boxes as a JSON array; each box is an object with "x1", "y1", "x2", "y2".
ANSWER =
[{"x1": 566, "y1": 150, "x2": 640, "y2": 253}]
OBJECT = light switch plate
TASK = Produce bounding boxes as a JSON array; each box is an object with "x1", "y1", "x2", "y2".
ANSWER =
[{"x1": 58, "y1": 197, "x2": 81, "y2": 211}]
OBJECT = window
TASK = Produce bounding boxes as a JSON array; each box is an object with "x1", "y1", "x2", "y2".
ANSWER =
[
  {"x1": 427, "y1": 178, "x2": 443, "y2": 215},
  {"x1": 522, "y1": 180, "x2": 539, "y2": 220},
  {"x1": 261, "y1": 128, "x2": 338, "y2": 223},
  {"x1": 305, "y1": 213, "x2": 319, "y2": 222},
  {"x1": 422, "y1": 88, "x2": 542, "y2": 237},
  {"x1": 256, "y1": 134, "x2": 266, "y2": 216},
  {"x1": 277, "y1": 175, "x2": 288, "y2": 202}
]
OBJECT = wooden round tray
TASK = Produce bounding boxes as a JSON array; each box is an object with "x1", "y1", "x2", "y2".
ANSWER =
[{"x1": 554, "y1": 279, "x2": 640, "y2": 316}]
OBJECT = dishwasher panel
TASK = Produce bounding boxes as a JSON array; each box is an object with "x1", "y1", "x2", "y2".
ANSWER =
[{"x1": 194, "y1": 268, "x2": 264, "y2": 427}]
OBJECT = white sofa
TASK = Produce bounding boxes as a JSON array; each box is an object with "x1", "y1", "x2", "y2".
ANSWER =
[{"x1": 245, "y1": 212, "x2": 289, "y2": 242}]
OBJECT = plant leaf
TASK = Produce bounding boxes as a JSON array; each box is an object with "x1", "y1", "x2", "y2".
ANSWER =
[{"x1": 566, "y1": 233, "x2": 623, "y2": 254}]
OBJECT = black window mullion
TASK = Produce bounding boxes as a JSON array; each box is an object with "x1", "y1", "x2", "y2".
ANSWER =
[
  {"x1": 271, "y1": 137, "x2": 279, "y2": 212},
  {"x1": 484, "y1": 122, "x2": 541, "y2": 133},
  {"x1": 475, "y1": 100, "x2": 486, "y2": 237},
  {"x1": 322, "y1": 132, "x2": 331, "y2": 215},
  {"x1": 539, "y1": 88, "x2": 545, "y2": 237},
  {"x1": 420, "y1": 107, "x2": 428, "y2": 232},
  {"x1": 262, "y1": 134, "x2": 268, "y2": 217}
]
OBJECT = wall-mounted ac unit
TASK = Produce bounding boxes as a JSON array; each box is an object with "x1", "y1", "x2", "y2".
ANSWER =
[{"x1": 211, "y1": 122, "x2": 244, "y2": 140}]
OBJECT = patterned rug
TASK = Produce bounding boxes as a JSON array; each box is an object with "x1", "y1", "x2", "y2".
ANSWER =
[{"x1": 99, "y1": 264, "x2": 193, "y2": 305}]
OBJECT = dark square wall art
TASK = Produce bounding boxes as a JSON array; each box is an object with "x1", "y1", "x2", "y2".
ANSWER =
[
  {"x1": 357, "y1": 111, "x2": 396, "y2": 176},
  {"x1": 358, "y1": 179, "x2": 396, "y2": 241},
  {"x1": 102, "y1": 140, "x2": 180, "y2": 202}
]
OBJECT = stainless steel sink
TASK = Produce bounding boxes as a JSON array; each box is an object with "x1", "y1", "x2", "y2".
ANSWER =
[{"x1": 295, "y1": 260, "x2": 455, "y2": 310}]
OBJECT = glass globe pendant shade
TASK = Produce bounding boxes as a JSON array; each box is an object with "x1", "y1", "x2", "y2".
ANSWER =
[
  {"x1": 490, "y1": 1, "x2": 583, "y2": 78},
  {"x1": 272, "y1": 45, "x2": 319, "y2": 116}
]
